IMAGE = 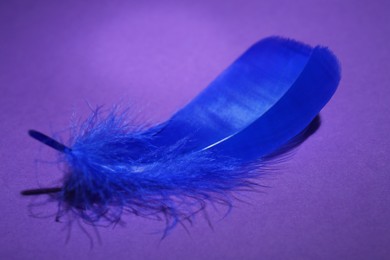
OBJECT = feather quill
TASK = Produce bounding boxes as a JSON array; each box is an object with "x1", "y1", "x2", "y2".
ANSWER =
[{"x1": 24, "y1": 36, "x2": 341, "y2": 232}]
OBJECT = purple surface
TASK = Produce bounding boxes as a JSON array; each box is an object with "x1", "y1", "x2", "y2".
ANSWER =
[{"x1": 1, "y1": 0, "x2": 390, "y2": 259}]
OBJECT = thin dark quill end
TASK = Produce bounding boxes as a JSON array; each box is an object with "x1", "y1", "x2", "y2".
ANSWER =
[
  {"x1": 28, "y1": 129, "x2": 71, "y2": 153},
  {"x1": 21, "y1": 187, "x2": 62, "y2": 196}
]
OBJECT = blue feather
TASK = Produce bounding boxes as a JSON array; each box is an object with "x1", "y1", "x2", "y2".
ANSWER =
[{"x1": 25, "y1": 36, "x2": 341, "y2": 233}]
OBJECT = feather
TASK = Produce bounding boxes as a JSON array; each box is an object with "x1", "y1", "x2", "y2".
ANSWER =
[{"x1": 24, "y1": 36, "x2": 341, "y2": 233}]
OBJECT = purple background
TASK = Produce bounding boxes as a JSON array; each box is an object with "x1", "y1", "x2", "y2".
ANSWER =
[{"x1": 1, "y1": 0, "x2": 389, "y2": 259}]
